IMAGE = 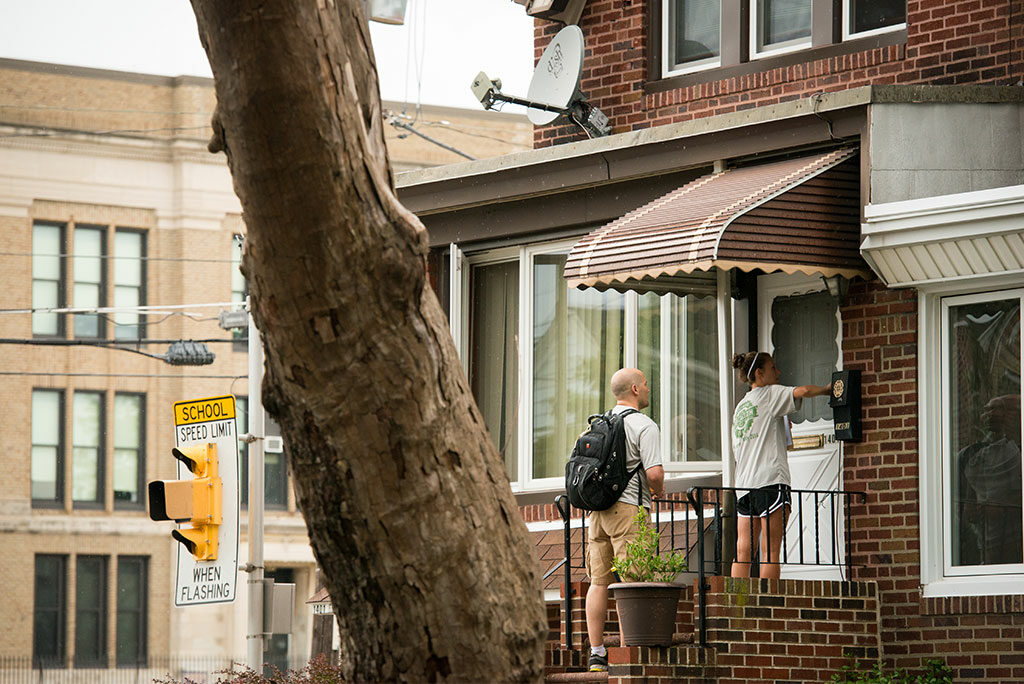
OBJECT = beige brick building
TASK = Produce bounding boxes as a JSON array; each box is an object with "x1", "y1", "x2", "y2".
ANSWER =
[{"x1": 0, "y1": 57, "x2": 529, "y2": 677}]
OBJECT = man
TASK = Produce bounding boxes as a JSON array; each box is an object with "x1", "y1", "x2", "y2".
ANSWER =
[{"x1": 585, "y1": 368, "x2": 664, "y2": 672}]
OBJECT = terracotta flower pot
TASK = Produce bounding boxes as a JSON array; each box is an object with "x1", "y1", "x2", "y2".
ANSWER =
[{"x1": 608, "y1": 582, "x2": 682, "y2": 646}]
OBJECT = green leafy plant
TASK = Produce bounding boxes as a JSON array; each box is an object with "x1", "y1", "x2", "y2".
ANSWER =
[
  {"x1": 154, "y1": 654, "x2": 344, "y2": 684},
  {"x1": 610, "y1": 506, "x2": 688, "y2": 582},
  {"x1": 830, "y1": 656, "x2": 952, "y2": 684}
]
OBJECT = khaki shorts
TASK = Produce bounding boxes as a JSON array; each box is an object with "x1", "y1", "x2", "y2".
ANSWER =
[{"x1": 585, "y1": 501, "x2": 644, "y2": 586}]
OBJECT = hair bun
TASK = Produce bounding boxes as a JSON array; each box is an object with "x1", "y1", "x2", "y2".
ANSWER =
[{"x1": 731, "y1": 353, "x2": 746, "y2": 369}]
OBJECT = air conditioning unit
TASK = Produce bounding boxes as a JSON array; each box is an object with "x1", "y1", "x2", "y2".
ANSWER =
[{"x1": 525, "y1": 0, "x2": 587, "y2": 24}]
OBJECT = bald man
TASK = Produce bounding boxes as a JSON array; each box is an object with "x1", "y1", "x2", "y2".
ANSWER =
[{"x1": 585, "y1": 368, "x2": 665, "y2": 672}]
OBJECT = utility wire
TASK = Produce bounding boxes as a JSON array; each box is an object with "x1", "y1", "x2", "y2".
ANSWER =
[
  {"x1": 388, "y1": 117, "x2": 475, "y2": 161},
  {"x1": 0, "y1": 338, "x2": 244, "y2": 346},
  {"x1": 0, "y1": 250, "x2": 240, "y2": 264},
  {"x1": 0, "y1": 371, "x2": 244, "y2": 379}
]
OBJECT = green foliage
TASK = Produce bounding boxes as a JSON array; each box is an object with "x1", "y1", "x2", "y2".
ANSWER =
[
  {"x1": 610, "y1": 506, "x2": 688, "y2": 583},
  {"x1": 153, "y1": 654, "x2": 345, "y2": 684},
  {"x1": 830, "y1": 656, "x2": 953, "y2": 684}
]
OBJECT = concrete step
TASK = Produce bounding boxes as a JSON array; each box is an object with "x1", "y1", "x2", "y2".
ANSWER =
[{"x1": 545, "y1": 672, "x2": 608, "y2": 683}]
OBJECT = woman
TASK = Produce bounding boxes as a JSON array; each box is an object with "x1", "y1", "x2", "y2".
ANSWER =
[{"x1": 730, "y1": 351, "x2": 832, "y2": 579}]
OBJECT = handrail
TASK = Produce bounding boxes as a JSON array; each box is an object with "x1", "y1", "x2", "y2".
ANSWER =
[{"x1": 551, "y1": 485, "x2": 867, "y2": 653}]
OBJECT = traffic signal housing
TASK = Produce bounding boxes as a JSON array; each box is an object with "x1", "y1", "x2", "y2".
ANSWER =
[{"x1": 149, "y1": 443, "x2": 222, "y2": 561}]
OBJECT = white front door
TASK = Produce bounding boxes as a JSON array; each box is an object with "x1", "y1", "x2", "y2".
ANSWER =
[{"x1": 757, "y1": 273, "x2": 846, "y2": 580}]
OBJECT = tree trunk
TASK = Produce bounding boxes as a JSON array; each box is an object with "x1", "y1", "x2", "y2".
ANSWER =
[{"x1": 188, "y1": 2, "x2": 547, "y2": 681}]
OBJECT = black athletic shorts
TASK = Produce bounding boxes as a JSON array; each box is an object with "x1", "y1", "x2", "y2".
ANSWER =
[{"x1": 736, "y1": 484, "x2": 791, "y2": 518}]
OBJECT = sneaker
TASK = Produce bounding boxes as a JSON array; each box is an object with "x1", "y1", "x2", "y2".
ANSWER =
[{"x1": 588, "y1": 652, "x2": 608, "y2": 672}]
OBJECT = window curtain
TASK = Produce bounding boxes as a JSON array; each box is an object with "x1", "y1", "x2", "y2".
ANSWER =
[
  {"x1": 469, "y1": 261, "x2": 519, "y2": 482},
  {"x1": 671, "y1": 0, "x2": 721, "y2": 65},
  {"x1": 533, "y1": 254, "x2": 624, "y2": 479},
  {"x1": 757, "y1": 0, "x2": 811, "y2": 48}
]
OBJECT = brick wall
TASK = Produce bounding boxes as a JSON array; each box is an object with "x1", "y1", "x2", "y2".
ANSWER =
[
  {"x1": 842, "y1": 280, "x2": 1024, "y2": 682},
  {"x1": 534, "y1": 0, "x2": 1024, "y2": 146}
]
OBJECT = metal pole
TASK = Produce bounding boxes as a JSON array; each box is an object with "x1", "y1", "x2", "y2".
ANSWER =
[{"x1": 246, "y1": 301, "x2": 266, "y2": 670}]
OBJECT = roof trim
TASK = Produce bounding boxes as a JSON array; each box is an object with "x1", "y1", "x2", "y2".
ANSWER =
[{"x1": 861, "y1": 184, "x2": 1024, "y2": 287}]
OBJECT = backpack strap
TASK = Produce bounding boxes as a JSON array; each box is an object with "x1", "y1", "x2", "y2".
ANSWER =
[{"x1": 611, "y1": 408, "x2": 645, "y2": 507}]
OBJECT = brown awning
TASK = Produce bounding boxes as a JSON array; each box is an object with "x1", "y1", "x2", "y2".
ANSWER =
[{"x1": 564, "y1": 147, "x2": 871, "y2": 293}]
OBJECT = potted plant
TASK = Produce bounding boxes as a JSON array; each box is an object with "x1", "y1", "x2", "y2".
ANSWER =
[{"x1": 608, "y1": 506, "x2": 689, "y2": 646}]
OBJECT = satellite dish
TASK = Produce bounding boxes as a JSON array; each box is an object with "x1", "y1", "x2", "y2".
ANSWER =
[
  {"x1": 469, "y1": 24, "x2": 610, "y2": 137},
  {"x1": 526, "y1": 25, "x2": 585, "y2": 126}
]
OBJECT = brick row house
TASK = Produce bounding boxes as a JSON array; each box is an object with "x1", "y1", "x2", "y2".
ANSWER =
[
  {"x1": 396, "y1": 0, "x2": 1024, "y2": 681},
  {"x1": 0, "y1": 57, "x2": 530, "y2": 678}
]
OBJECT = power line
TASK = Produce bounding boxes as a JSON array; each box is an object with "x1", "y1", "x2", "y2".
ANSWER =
[
  {"x1": 0, "y1": 250, "x2": 240, "y2": 264},
  {"x1": 0, "y1": 125, "x2": 211, "y2": 141},
  {"x1": 0, "y1": 103, "x2": 213, "y2": 116},
  {"x1": 0, "y1": 371, "x2": 244, "y2": 379},
  {"x1": 0, "y1": 301, "x2": 240, "y2": 316},
  {"x1": 0, "y1": 337, "x2": 243, "y2": 346}
]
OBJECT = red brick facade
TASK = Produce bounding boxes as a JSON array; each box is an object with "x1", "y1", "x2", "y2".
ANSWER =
[{"x1": 534, "y1": 0, "x2": 1024, "y2": 146}]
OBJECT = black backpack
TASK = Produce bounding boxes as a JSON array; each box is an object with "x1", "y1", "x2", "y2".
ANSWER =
[{"x1": 565, "y1": 408, "x2": 642, "y2": 511}]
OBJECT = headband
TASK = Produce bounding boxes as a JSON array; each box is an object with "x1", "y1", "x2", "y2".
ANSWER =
[{"x1": 747, "y1": 352, "x2": 762, "y2": 381}]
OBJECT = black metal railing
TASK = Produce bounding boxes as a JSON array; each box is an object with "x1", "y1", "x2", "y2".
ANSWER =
[
  {"x1": 0, "y1": 654, "x2": 314, "y2": 684},
  {"x1": 553, "y1": 485, "x2": 867, "y2": 650}
]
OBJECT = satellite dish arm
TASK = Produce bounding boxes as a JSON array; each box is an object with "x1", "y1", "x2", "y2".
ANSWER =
[
  {"x1": 486, "y1": 91, "x2": 565, "y2": 114},
  {"x1": 471, "y1": 71, "x2": 564, "y2": 114}
]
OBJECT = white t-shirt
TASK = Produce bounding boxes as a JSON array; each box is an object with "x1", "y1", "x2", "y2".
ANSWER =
[
  {"x1": 611, "y1": 405, "x2": 662, "y2": 508},
  {"x1": 732, "y1": 384, "x2": 802, "y2": 490}
]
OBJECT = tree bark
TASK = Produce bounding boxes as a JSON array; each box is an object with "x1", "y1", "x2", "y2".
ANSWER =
[{"x1": 188, "y1": 2, "x2": 547, "y2": 681}]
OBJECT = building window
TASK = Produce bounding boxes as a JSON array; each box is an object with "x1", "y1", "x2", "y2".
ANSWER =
[
  {"x1": 32, "y1": 222, "x2": 65, "y2": 337},
  {"x1": 113, "y1": 394, "x2": 145, "y2": 508},
  {"x1": 943, "y1": 292, "x2": 1021, "y2": 572},
  {"x1": 843, "y1": 0, "x2": 906, "y2": 38},
  {"x1": 32, "y1": 389, "x2": 64, "y2": 505},
  {"x1": 74, "y1": 556, "x2": 107, "y2": 668},
  {"x1": 112, "y1": 229, "x2": 145, "y2": 340},
  {"x1": 73, "y1": 225, "x2": 106, "y2": 338},
  {"x1": 231, "y1": 234, "x2": 248, "y2": 348},
  {"x1": 459, "y1": 241, "x2": 720, "y2": 490},
  {"x1": 469, "y1": 259, "x2": 520, "y2": 482},
  {"x1": 72, "y1": 391, "x2": 104, "y2": 507},
  {"x1": 751, "y1": 0, "x2": 812, "y2": 58},
  {"x1": 665, "y1": 0, "x2": 721, "y2": 74},
  {"x1": 237, "y1": 399, "x2": 289, "y2": 509},
  {"x1": 33, "y1": 554, "x2": 67, "y2": 668},
  {"x1": 658, "y1": 0, "x2": 906, "y2": 80},
  {"x1": 116, "y1": 556, "x2": 147, "y2": 667}
]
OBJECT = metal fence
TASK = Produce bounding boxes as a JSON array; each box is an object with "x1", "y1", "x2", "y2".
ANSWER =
[
  {"x1": 554, "y1": 484, "x2": 867, "y2": 650},
  {"x1": 0, "y1": 655, "x2": 313, "y2": 684}
]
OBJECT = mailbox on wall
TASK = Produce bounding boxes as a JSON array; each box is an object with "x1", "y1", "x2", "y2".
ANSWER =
[{"x1": 829, "y1": 370, "x2": 862, "y2": 441}]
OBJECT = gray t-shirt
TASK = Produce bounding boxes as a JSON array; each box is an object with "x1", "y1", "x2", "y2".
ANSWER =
[
  {"x1": 732, "y1": 384, "x2": 802, "y2": 490},
  {"x1": 611, "y1": 405, "x2": 662, "y2": 508}
]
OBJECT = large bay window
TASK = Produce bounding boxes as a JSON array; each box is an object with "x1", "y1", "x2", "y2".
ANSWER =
[
  {"x1": 461, "y1": 240, "x2": 720, "y2": 491},
  {"x1": 921, "y1": 283, "x2": 1024, "y2": 596},
  {"x1": 942, "y1": 291, "x2": 1022, "y2": 573}
]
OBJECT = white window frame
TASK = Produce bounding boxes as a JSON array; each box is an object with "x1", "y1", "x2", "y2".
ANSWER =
[
  {"x1": 749, "y1": 0, "x2": 813, "y2": 60},
  {"x1": 919, "y1": 275, "x2": 1024, "y2": 597},
  {"x1": 662, "y1": 0, "x2": 722, "y2": 78},
  {"x1": 455, "y1": 239, "x2": 723, "y2": 492},
  {"x1": 841, "y1": 0, "x2": 907, "y2": 41}
]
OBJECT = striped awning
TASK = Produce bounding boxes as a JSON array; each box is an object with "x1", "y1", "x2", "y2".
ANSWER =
[{"x1": 564, "y1": 147, "x2": 871, "y2": 293}]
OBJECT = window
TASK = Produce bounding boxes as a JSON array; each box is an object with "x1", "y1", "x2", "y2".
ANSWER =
[
  {"x1": 73, "y1": 226, "x2": 105, "y2": 338},
  {"x1": 459, "y1": 240, "x2": 721, "y2": 490},
  {"x1": 843, "y1": 0, "x2": 906, "y2": 38},
  {"x1": 112, "y1": 230, "x2": 145, "y2": 340},
  {"x1": 942, "y1": 292, "x2": 1021, "y2": 572},
  {"x1": 237, "y1": 399, "x2": 290, "y2": 509},
  {"x1": 75, "y1": 556, "x2": 107, "y2": 668},
  {"x1": 658, "y1": 0, "x2": 906, "y2": 79},
  {"x1": 72, "y1": 391, "x2": 104, "y2": 507},
  {"x1": 34, "y1": 555, "x2": 67, "y2": 667},
  {"x1": 921, "y1": 285, "x2": 1024, "y2": 597},
  {"x1": 33, "y1": 222, "x2": 65, "y2": 337},
  {"x1": 665, "y1": 0, "x2": 721, "y2": 74},
  {"x1": 751, "y1": 0, "x2": 812, "y2": 58},
  {"x1": 116, "y1": 556, "x2": 147, "y2": 667},
  {"x1": 113, "y1": 394, "x2": 145, "y2": 508},
  {"x1": 231, "y1": 234, "x2": 248, "y2": 347},
  {"x1": 32, "y1": 220, "x2": 146, "y2": 340},
  {"x1": 32, "y1": 389, "x2": 64, "y2": 505}
]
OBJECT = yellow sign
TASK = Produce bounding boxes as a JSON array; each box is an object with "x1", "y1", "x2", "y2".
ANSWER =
[{"x1": 174, "y1": 395, "x2": 236, "y2": 425}]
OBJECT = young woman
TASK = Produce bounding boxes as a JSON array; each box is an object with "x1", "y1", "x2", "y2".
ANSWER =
[{"x1": 730, "y1": 351, "x2": 832, "y2": 579}]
